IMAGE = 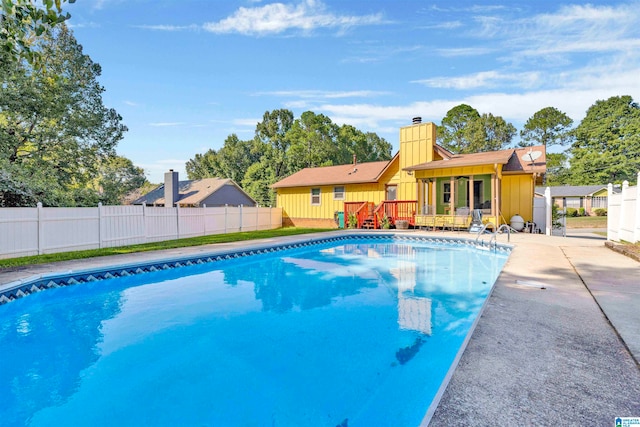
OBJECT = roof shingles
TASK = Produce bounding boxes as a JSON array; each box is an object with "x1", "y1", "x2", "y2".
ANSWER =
[{"x1": 271, "y1": 158, "x2": 394, "y2": 189}]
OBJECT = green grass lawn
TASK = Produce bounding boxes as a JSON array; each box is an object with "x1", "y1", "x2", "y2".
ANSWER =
[
  {"x1": 565, "y1": 216, "x2": 607, "y2": 228},
  {"x1": 0, "y1": 227, "x2": 335, "y2": 269}
]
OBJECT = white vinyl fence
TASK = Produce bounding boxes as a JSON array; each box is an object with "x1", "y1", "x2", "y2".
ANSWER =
[
  {"x1": 533, "y1": 188, "x2": 550, "y2": 235},
  {"x1": 0, "y1": 204, "x2": 282, "y2": 259},
  {"x1": 607, "y1": 172, "x2": 640, "y2": 244}
]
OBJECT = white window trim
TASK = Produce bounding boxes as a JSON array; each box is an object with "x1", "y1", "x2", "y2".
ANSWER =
[
  {"x1": 333, "y1": 186, "x2": 345, "y2": 200},
  {"x1": 311, "y1": 188, "x2": 321, "y2": 205}
]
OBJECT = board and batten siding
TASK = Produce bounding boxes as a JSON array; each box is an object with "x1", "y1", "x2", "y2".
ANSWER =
[
  {"x1": 398, "y1": 122, "x2": 436, "y2": 201},
  {"x1": 277, "y1": 182, "x2": 388, "y2": 220},
  {"x1": 502, "y1": 174, "x2": 535, "y2": 222}
]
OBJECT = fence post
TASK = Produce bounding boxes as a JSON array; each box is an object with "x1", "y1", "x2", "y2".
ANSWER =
[
  {"x1": 544, "y1": 187, "x2": 551, "y2": 236},
  {"x1": 620, "y1": 181, "x2": 629, "y2": 242},
  {"x1": 98, "y1": 202, "x2": 103, "y2": 249},
  {"x1": 224, "y1": 204, "x2": 228, "y2": 234},
  {"x1": 37, "y1": 202, "x2": 44, "y2": 255},
  {"x1": 635, "y1": 172, "x2": 640, "y2": 243},
  {"x1": 142, "y1": 203, "x2": 148, "y2": 243},
  {"x1": 607, "y1": 183, "x2": 613, "y2": 241},
  {"x1": 239, "y1": 204, "x2": 243, "y2": 232},
  {"x1": 176, "y1": 203, "x2": 181, "y2": 239},
  {"x1": 256, "y1": 205, "x2": 259, "y2": 231},
  {"x1": 202, "y1": 204, "x2": 206, "y2": 236}
]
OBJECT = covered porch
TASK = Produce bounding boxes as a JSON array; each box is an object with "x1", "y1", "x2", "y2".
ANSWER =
[{"x1": 411, "y1": 171, "x2": 502, "y2": 231}]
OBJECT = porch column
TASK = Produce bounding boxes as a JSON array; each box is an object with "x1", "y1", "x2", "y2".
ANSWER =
[
  {"x1": 449, "y1": 176, "x2": 455, "y2": 215},
  {"x1": 469, "y1": 175, "x2": 475, "y2": 210},
  {"x1": 491, "y1": 174, "x2": 500, "y2": 222},
  {"x1": 431, "y1": 179, "x2": 437, "y2": 215}
]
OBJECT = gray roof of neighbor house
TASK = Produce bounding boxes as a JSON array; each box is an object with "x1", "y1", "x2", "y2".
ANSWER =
[
  {"x1": 535, "y1": 185, "x2": 609, "y2": 197},
  {"x1": 133, "y1": 178, "x2": 255, "y2": 206}
]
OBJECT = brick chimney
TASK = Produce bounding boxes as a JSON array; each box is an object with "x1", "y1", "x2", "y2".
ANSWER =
[
  {"x1": 353, "y1": 154, "x2": 357, "y2": 165},
  {"x1": 164, "y1": 169, "x2": 179, "y2": 207}
]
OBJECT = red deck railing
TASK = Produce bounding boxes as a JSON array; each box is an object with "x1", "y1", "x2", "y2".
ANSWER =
[
  {"x1": 377, "y1": 200, "x2": 417, "y2": 226},
  {"x1": 344, "y1": 201, "x2": 373, "y2": 228},
  {"x1": 345, "y1": 200, "x2": 417, "y2": 229}
]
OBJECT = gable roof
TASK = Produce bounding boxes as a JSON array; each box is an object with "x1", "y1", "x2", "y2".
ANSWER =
[
  {"x1": 404, "y1": 145, "x2": 546, "y2": 174},
  {"x1": 133, "y1": 178, "x2": 254, "y2": 206},
  {"x1": 271, "y1": 155, "x2": 397, "y2": 189},
  {"x1": 535, "y1": 185, "x2": 608, "y2": 198}
]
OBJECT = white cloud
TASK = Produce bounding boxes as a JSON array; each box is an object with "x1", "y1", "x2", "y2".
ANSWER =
[
  {"x1": 435, "y1": 47, "x2": 494, "y2": 57},
  {"x1": 202, "y1": 0, "x2": 385, "y2": 35},
  {"x1": 482, "y1": 3, "x2": 640, "y2": 59},
  {"x1": 413, "y1": 71, "x2": 541, "y2": 90},
  {"x1": 317, "y1": 65, "x2": 640, "y2": 130},
  {"x1": 422, "y1": 21, "x2": 462, "y2": 30}
]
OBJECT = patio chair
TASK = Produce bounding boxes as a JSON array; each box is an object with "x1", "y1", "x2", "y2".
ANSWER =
[{"x1": 453, "y1": 207, "x2": 470, "y2": 231}]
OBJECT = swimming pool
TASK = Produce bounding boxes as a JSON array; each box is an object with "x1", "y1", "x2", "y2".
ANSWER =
[{"x1": 0, "y1": 234, "x2": 510, "y2": 426}]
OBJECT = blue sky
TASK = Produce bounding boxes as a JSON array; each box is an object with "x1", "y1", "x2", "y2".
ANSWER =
[{"x1": 65, "y1": 0, "x2": 640, "y2": 183}]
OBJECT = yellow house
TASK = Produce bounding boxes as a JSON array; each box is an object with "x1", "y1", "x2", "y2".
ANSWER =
[{"x1": 271, "y1": 119, "x2": 546, "y2": 230}]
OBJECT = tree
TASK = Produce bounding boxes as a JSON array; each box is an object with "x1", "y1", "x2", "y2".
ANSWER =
[
  {"x1": 186, "y1": 134, "x2": 263, "y2": 182},
  {"x1": 464, "y1": 113, "x2": 516, "y2": 153},
  {"x1": 545, "y1": 152, "x2": 570, "y2": 186},
  {"x1": 185, "y1": 109, "x2": 392, "y2": 205},
  {"x1": 255, "y1": 109, "x2": 294, "y2": 181},
  {"x1": 568, "y1": 95, "x2": 640, "y2": 184},
  {"x1": 336, "y1": 125, "x2": 392, "y2": 164},
  {"x1": 287, "y1": 111, "x2": 338, "y2": 171},
  {"x1": 1, "y1": 0, "x2": 74, "y2": 67},
  {"x1": 520, "y1": 107, "x2": 574, "y2": 147},
  {"x1": 185, "y1": 149, "x2": 221, "y2": 180},
  {"x1": 94, "y1": 155, "x2": 147, "y2": 205},
  {"x1": 242, "y1": 160, "x2": 276, "y2": 207},
  {"x1": 0, "y1": 24, "x2": 129, "y2": 206},
  {"x1": 438, "y1": 104, "x2": 480, "y2": 153}
]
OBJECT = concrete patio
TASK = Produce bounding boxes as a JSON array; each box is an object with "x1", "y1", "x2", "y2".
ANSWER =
[{"x1": 1, "y1": 229, "x2": 638, "y2": 426}]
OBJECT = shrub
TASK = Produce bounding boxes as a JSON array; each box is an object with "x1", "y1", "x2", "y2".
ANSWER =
[
  {"x1": 593, "y1": 208, "x2": 608, "y2": 217},
  {"x1": 566, "y1": 207, "x2": 578, "y2": 217},
  {"x1": 552, "y1": 204, "x2": 564, "y2": 228},
  {"x1": 379, "y1": 214, "x2": 391, "y2": 229},
  {"x1": 347, "y1": 213, "x2": 358, "y2": 228},
  {"x1": 578, "y1": 207, "x2": 586, "y2": 216}
]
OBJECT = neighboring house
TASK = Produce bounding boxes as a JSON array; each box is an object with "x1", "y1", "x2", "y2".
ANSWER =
[
  {"x1": 133, "y1": 170, "x2": 256, "y2": 207},
  {"x1": 271, "y1": 118, "x2": 546, "y2": 229},
  {"x1": 535, "y1": 185, "x2": 609, "y2": 215}
]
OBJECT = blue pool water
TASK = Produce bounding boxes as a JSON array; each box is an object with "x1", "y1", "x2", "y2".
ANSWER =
[{"x1": 0, "y1": 237, "x2": 508, "y2": 427}]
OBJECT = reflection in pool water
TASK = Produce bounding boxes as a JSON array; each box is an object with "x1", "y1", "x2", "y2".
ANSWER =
[{"x1": 0, "y1": 238, "x2": 508, "y2": 427}]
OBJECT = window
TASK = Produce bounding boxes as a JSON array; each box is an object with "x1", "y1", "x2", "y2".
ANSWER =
[
  {"x1": 333, "y1": 186, "x2": 345, "y2": 200},
  {"x1": 442, "y1": 182, "x2": 451, "y2": 204},
  {"x1": 386, "y1": 185, "x2": 397, "y2": 201},
  {"x1": 311, "y1": 188, "x2": 321, "y2": 205},
  {"x1": 565, "y1": 197, "x2": 581, "y2": 208}
]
